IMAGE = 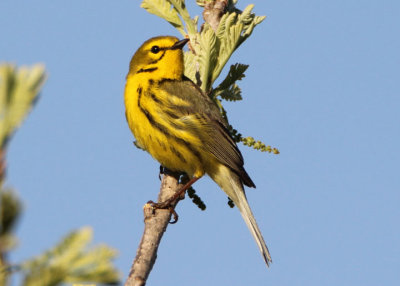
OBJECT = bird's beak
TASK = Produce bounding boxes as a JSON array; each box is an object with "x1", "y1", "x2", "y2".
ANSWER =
[{"x1": 170, "y1": 38, "x2": 189, "y2": 50}]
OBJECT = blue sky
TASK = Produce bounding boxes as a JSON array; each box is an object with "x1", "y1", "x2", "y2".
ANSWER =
[{"x1": 1, "y1": 0, "x2": 399, "y2": 285}]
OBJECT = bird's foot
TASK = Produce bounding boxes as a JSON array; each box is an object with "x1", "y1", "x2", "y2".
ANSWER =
[
  {"x1": 147, "y1": 200, "x2": 179, "y2": 224},
  {"x1": 147, "y1": 176, "x2": 201, "y2": 224}
]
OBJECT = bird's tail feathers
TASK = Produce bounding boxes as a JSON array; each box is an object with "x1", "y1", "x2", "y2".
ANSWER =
[{"x1": 210, "y1": 165, "x2": 272, "y2": 266}]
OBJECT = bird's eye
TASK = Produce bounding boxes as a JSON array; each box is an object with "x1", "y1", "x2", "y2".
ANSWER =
[{"x1": 151, "y1": 45, "x2": 160, "y2": 54}]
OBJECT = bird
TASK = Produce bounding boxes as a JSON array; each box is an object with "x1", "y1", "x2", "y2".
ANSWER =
[{"x1": 124, "y1": 35, "x2": 272, "y2": 266}]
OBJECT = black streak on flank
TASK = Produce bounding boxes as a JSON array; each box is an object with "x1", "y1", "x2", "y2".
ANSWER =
[
  {"x1": 150, "y1": 93, "x2": 162, "y2": 104},
  {"x1": 137, "y1": 87, "x2": 143, "y2": 110},
  {"x1": 156, "y1": 138, "x2": 167, "y2": 151},
  {"x1": 165, "y1": 110, "x2": 180, "y2": 120},
  {"x1": 170, "y1": 146, "x2": 187, "y2": 163},
  {"x1": 137, "y1": 67, "x2": 158, "y2": 74},
  {"x1": 138, "y1": 103, "x2": 203, "y2": 166}
]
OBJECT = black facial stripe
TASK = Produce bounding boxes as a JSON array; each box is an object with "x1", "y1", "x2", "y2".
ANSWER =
[
  {"x1": 137, "y1": 67, "x2": 158, "y2": 74},
  {"x1": 149, "y1": 50, "x2": 166, "y2": 65}
]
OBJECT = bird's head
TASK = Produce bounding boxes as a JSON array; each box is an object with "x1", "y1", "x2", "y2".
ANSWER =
[{"x1": 128, "y1": 36, "x2": 189, "y2": 80}]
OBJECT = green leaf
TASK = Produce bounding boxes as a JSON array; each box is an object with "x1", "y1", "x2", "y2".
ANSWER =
[
  {"x1": 241, "y1": 136, "x2": 280, "y2": 154},
  {"x1": 141, "y1": 0, "x2": 197, "y2": 36},
  {"x1": 215, "y1": 12, "x2": 230, "y2": 39},
  {"x1": 0, "y1": 188, "x2": 22, "y2": 236},
  {"x1": 0, "y1": 189, "x2": 21, "y2": 254},
  {"x1": 169, "y1": 0, "x2": 197, "y2": 34},
  {"x1": 212, "y1": 63, "x2": 248, "y2": 101},
  {"x1": 227, "y1": 125, "x2": 242, "y2": 143},
  {"x1": 239, "y1": 4, "x2": 256, "y2": 25},
  {"x1": 216, "y1": 84, "x2": 242, "y2": 101},
  {"x1": 211, "y1": 12, "x2": 244, "y2": 83},
  {"x1": 183, "y1": 50, "x2": 198, "y2": 83},
  {"x1": 215, "y1": 63, "x2": 248, "y2": 90},
  {"x1": 198, "y1": 24, "x2": 218, "y2": 91},
  {"x1": 141, "y1": 0, "x2": 185, "y2": 35},
  {"x1": 209, "y1": 5, "x2": 265, "y2": 83},
  {"x1": 196, "y1": 0, "x2": 206, "y2": 7},
  {"x1": 237, "y1": 5, "x2": 266, "y2": 46}
]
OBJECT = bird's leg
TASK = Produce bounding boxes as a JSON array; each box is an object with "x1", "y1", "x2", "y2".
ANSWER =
[
  {"x1": 158, "y1": 165, "x2": 165, "y2": 180},
  {"x1": 158, "y1": 176, "x2": 200, "y2": 207},
  {"x1": 148, "y1": 176, "x2": 200, "y2": 223}
]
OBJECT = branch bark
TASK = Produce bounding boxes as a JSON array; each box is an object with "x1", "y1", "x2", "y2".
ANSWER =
[
  {"x1": 124, "y1": 172, "x2": 182, "y2": 286},
  {"x1": 0, "y1": 150, "x2": 9, "y2": 286},
  {"x1": 0, "y1": 149, "x2": 5, "y2": 185},
  {"x1": 202, "y1": 0, "x2": 228, "y2": 31}
]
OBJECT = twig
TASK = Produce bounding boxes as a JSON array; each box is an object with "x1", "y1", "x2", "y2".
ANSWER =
[
  {"x1": 0, "y1": 149, "x2": 5, "y2": 185},
  {"x1": 124, "y1": 172, "x2": 182, "y2": 286},
  {"x1": 203, "y1": 0, "x2": 228, "y2": 31},
  {"x1": 0, "y1": 149, "x2": 8, "y2": 285}
]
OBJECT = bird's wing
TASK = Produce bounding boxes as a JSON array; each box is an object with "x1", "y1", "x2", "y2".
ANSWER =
[{"x1": 156, "y1": 77, "x2": 255, "y2": 187}]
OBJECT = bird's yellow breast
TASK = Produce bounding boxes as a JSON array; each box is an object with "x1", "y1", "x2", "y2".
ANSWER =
[{"x1": 124, "y1": 74, "x2": 205, "y2": 178}]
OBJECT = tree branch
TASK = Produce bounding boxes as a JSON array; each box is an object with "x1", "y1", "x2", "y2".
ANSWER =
[
  {"x1": 124, "y1": 172, "x2": 182, "y2": 286},
  {"x1": 0, "y1": 149, "x2": 5, "y2": 185},
  {"x1": 202, "y1": 0, "x2": 228, "y2": 31}
]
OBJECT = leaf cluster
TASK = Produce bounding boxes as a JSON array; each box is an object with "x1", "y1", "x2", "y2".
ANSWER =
[
  {"x1": 229, "y1": 126, "x2": 280, "y2": 154},
  {"x1": 187, "y1": 187, "x2": 206, "y2": 210},
  {"x1": 0, "y1": 189, "x2": 120, "y2": 286},
  {"x1": 20, "y1": 227, "x2": 119, "y2": 285},
  {"x1": 141, "y1": 1, "x2": 264, "y2": 90},
  {"x1": 0, "y1": 64, "x2": 46, "y2": 150},
  {"x1": 0, "y1": 64, "x2": 120, "y2": 286},
  {"x1": 0, "y1": 188, "x2": 22, "y2": 277},
  {"x1": 141, "y1": 0, "x2": 198, "y2": 36},
  {"x1": 179, "y1": 173, "x2": 206, "y2": 210},
  {"x1": 212, "y1": 63, "x2": 248, "y2": 102}
]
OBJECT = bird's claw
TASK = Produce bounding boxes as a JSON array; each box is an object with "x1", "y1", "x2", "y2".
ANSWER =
[
  {"x1": 147, "y1": 200, "x2": 179, "y2": 224},
  {"x1": 169, "y1": 208, "x2": 179, "y2": 224}
]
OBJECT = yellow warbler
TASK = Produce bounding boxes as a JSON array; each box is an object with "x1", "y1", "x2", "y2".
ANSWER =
[{"x1": 124, "y1": 36, "x2": 272, "y2": 266}]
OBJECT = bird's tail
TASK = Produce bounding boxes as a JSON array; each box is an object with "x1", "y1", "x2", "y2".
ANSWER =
[{"x1": 210, "y1": 165, "x2": 272, "y2": 266}]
